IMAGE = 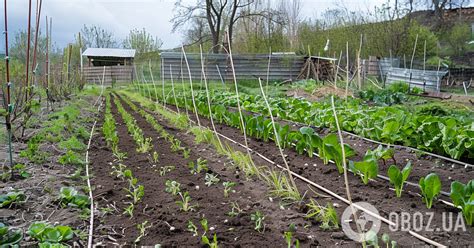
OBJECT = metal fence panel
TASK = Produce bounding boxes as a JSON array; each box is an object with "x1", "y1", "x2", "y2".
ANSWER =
[{"x1": 160, "y1": 52, "x2": 304, "y2": 81}]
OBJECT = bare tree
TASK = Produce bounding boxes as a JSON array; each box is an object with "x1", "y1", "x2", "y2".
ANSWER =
[
  {"x1": 279, "y1": 0, "x2": 302, "y2": 50},
  {"x1": 81, "y1": 24, "x2": 117, "y2": 48},
  {"x1": 172, "y1": 0, "x2": 272, "y2": 53},
  {"x1": 123, "y1": 28, "x2": 162, "y2": 54}
]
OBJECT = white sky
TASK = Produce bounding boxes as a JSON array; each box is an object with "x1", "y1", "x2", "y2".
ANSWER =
[{"x1": 1, "y1": 0, "x2": 392, "y2": 51}]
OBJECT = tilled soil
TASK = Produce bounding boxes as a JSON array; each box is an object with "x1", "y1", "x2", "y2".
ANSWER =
[
  {"x1": 92, "y1": 96, "x2": 371, "y2": 247},
  {"x1": 161, "y1": 103, "x2": 474, "y2": 247}
]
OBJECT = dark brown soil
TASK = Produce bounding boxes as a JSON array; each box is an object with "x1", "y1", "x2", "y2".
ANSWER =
[
  {"x1": 163, "y1": 103, "x2": 474, "y2": 247},
  {"x1": 92, "y1": 95, "x2": 363, "y2": 247}
]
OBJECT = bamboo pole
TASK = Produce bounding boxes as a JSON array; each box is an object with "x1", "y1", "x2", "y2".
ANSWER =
[
  {"x1": 266, "y1": 47, "x2": 272, "y2": 95},
  {"x1": 258, "y1": 77, "x2": 299, "y2": 193},
  {"x1": 169, "y1": 65, "x2": 180, "y2": 114},
  {"x1": 31, "y1": 0, "x2": 42, "y2": 86},
  {"x1": 345, "y1": 42, "x2": 349, "y2": 100},
  {"x1": 200, "y1": 45, "x2": 224, "y2": 150},
  {"x1": 161, "y1": 58, "x2": 166, "y2": 108},
  {"x1": 25, "y1": 0, "x2": 32, "y2": 101},
  {"x1": 182, "y1": 46, "x2": 201, "y2": 126},
  {"x1": 3, "y1": 0, "x2": 13, "y2": 168},
  {"x1": 331, "y1": 95, "x2": 365, "y2": 245},
  {"x1": 333, "y1": 50, "x2": 342, "y2": 90},
  {"x1": 148, "y1": 60, "x2": 159, "y2": 104},
  {"x1": 180, "y1": 53, "x2": 190, "y2": 119}
]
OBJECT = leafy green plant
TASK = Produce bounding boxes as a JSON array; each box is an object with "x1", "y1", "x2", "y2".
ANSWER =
[
  {"x1": 223, "y1": 181, "x2": 236, "y2": 198},
  {"x1": 58, "y1": 150, "x2": 84, "y2": 166},
  {"x1": 12, "y1": 164, "x2": 31, "y2": 179},
  {"x1": 202, "y1": 233, "x2": 218, "y2": 248},
  {"x1": 262, "y1": 170, "x2": 301, "y2": 203},
  {"x1": 387, "y1": 162, "x2": 413, "y2": 197},
  {"x1": 159, "y1": 166, "x2": 175, "y2": 177},
  {"x1": 450, "y1": 180, "x2": 474, "y2": 226},
  {"x1": 381, "y1": 233, "x2": 397, "y2": 248},
  {"x1": 200, "y1": 218, "x2": 218, "y2": 248},
  {"x1": 189, "y1": 158, "x2": 208, "y2": 174},
  {"x1": 284, "y1": 224, "x2": 300, "y2": 248},
  {"x1": 366, "y1": 145, "x2": 395, "y2": 165},
  {"x1": 58, "y1": 187, "x2": 90, "y2": 209},
  {"x1": 27, "y1": 222, "x2": 73, "y2": 245},
  {"x1": 305, "y1": 199, "x2": 339, "y2": 230},
  {"x1": 321, "y1": 134, "x2": 355, "y2": 174},
  {"x1": 152, "y1": 151, "x2": 159, "y2": 163},
  {"x1": 0, "y1": 191, "x2": 26, "y2": 208},
  {"x1": 187, "y1": 220, "x2": 198, "y2": 237},
  {"x1": 123, "y1": 203, "x2": 134, "y2": 218},
  {"x1": 250, "y1": 211, "x2": 265, "y2": 233},
  {"x1": 165, "y1": 180, "x2": 181, "y2": 195},
  {"x1": 176, "y1": 191, "x2": 196, "y2": 212},
  {"x1": 136, "y1": 137, "x2": 153, "y2": 153},
  {"x1": 227, "y1": 202, "x2": 243, "y2": 217},
  {"x1": 182, "y1": 148, "x2": 191, "y2": 159},
  {"x1": 134, "y1": 221, "x2": 152, "y2": 243},
  {"x1": 419, "y1": 173, "x2": 442, "y2": 209},
  {"x1": 205, "y1": 173, "x2": 220, "y2": 187},
  {"x1": 0, "y1": 222, "x2": 23, "y2": 247},
  {"x1": 124, "y1": 184, "x2": 144, "y2": 204},
  {"x1": 349, "y1": 157, "x2": 379, "y2": 185}
]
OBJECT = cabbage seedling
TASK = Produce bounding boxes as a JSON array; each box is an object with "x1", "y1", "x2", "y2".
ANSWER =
[
  {"x1": 450, "y1": 180, "x2": 474, "y2": 226},
  {"x1": 387, "y1": 162, "x2": 412, "y2": 197},
  {"x1": 419, "y1": 173, "x2": 441, "y2": 209},
  {"x1": 223, "y1": 181, "x2": 236, "y2": 198}
]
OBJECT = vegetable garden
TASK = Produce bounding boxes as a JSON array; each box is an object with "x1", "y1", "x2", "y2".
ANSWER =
[{"x1": 1, "y1": 25, "x2": 473, "y2": 248}]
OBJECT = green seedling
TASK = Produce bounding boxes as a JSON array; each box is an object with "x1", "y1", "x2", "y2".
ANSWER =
[
  {"x1": 165, "y1": 180, "x2": 181, "y2": 195},
  {"x1": 349, "y1": 158, "x2": 379, "y2": 185},
  {"x1": 182, "y1": 148, "x2": 191, "y2": 159},
  {"x1": 0, "y1": 191, "x2": 26, "y2": 208},
  {"x1": 223, "y1": 181, "x2": 236, "y2": 198},
  {"x1": 251, "y1": 211, "x2": 265, "y2": 233},
  {"x1": 305, "y1": 199, "x2": 339, "y2": 230},
  {"x1": 59, "y1": 187, "x2": 90, "y2": 209},
  {"x1": 227, "y1": 202, "x2": 243, "y2": 217},
  {"x1": 124, "y1": 185, "x2": 144, "y2": 204},
  {"x1": 387, "y1": 162, "x2": 413, "y2": 197},
  {"x1": 187, "y1": 221, "x2": 198, "y2": 237},
  {"x1": 137, "y1": 137, "x2": 153, "y2": 153},
  {"x1": 205, "y1": 173, "x2": 220, "y2": 187},
  {"x1": 0, "y1": 222, "x2": 23, "y2": 246},
  {"x1": 27, "y1": 222, "x2": 73, "y2": 244},
  {"x1": 134, "y1": 221, "x2": 152, "y2": 243},
  {"x1": 159, "y1": 166, "x2": 175, "y2": 177},
  {"x1": 176, "y1": 191, "x2": 196, "y2": 212},
  {"x1": 13, "y1": 164, "x2": 31, "y2": 178},
  {"x1": 284, "y1": 223, "x2": 300, "y2": 248},
  {"x1": 450, "y1": 180, "x2": 474, "y2": 226},
  {"x1": 189, "y1": 158, "x2": 208, "y2": 174},
  {"x1": 123, "y1": 203, "x2": 134, "y2": 218},
  {"x1": 419, "y1": 173, "x2": 442, "y2": 209},
  {"x1": 152, "y1": 151, "x2": 159, "y2": 163}
]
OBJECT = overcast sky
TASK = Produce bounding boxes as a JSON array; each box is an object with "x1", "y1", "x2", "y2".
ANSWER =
[{"x1": 1, "y1": 0, "x2": 394, "y2": 52}]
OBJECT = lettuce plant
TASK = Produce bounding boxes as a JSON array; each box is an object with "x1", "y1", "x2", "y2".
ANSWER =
[
  {"x1": 450, "y1": 180, "x2": 474, "y2": 226},
  {"x1": 419, "y1": 173, "x2": 441, "y2": 209},
  {"x1": 0, "y1": 191, "x2": 26, "y2": 208},
  {"x1": 349, "y1": 155, "x2": 379, "y2": 185},
  {"x1": 27, "y1": 222, "x2": 73, "y2": 245},
  {"x1": 0, "y1": 222, "x2": 23, "y2": 247},
  {"x1": 387, "y1": 162, "x2": 413, "y2": 197}
]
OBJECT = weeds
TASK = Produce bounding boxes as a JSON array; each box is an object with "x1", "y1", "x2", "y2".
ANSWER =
[
  {"x1": 305, "y1": 199, "x2": 339, "y2": 230},
  {"x1": 251, "y1": 211, "x2": 265, "y2": 233}
]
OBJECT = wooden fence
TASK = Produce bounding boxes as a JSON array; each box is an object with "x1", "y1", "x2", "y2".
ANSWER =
[
  {"x1": 82, "y1": 65, "x2": 134, "y2": 84},
  {"x1": 160, "y1": 52, "x2": 304, "y2": 81}
]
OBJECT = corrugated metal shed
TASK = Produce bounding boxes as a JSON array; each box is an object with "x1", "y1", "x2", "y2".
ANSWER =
[
  {"x1": 160, "y1": 52, "x2": 304, "y2": 81},
  {"x1": 82, "y1": 48, "x2": 136, "y2": 58},
  {"x1": 386, "y1": 68, "x2": 448, "y2": 91}
]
